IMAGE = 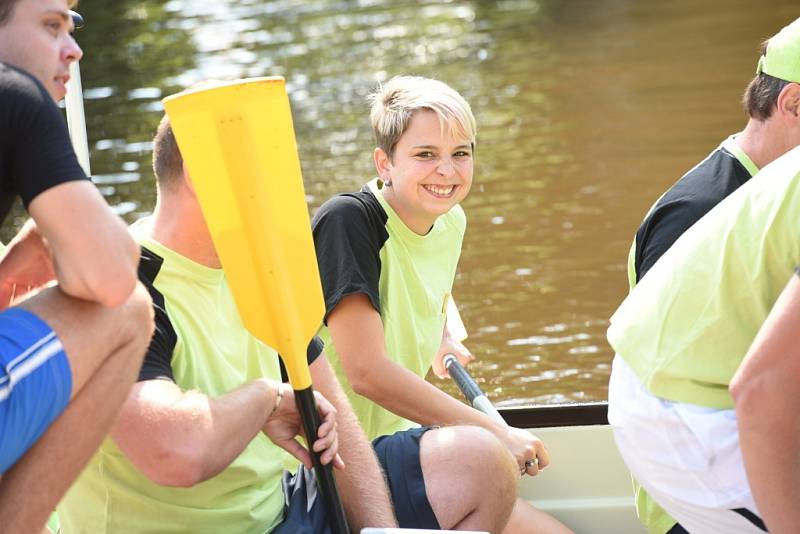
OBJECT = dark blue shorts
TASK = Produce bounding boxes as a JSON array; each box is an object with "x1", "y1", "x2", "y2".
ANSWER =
[
  {"x1": 373, "y1": 426, "x2": 440, "y2": 529},
  {"x1": 272, "y1": 465, "x2": 329, "y2": 534},
  {"x1": 0, "y1": 308, "x2": 71, "y2": 474}
]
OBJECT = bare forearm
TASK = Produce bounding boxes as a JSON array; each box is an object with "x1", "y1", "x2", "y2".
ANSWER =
[
  {"x1": 357, "y1": 358, "x2": 502, "y2": 435},
  {"x1": 312, "y1": 358, "x2": 397, "y2": 528},
  {"x1": 29, "y1": 182, "x2": 140, "y2": 307},
  {"x1": 732, "y1": 274, "x2": 800, "y2": 532},
  {"x1": 113, "y1": 379, "x2": 279, "y2": 486},
  {"x1": 738, "y1": 395, "x2": 800, "y2": 533}
]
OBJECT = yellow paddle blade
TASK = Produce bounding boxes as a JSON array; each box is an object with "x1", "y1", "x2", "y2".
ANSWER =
[{"x1": 162, "y1": 77, "x2": 323, "y2": 390}]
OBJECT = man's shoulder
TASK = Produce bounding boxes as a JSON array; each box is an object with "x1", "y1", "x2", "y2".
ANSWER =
[
  {"x1": 665, "y1": 147, "x2": 749, "y2": 205},
  {"x1": 0, "y1": 63, "x2": 51, "y2": 108}
]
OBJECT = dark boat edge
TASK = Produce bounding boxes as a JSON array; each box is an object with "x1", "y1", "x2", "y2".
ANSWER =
[{"x1": 498, "y1": 402, "x2": 608, "y2": 428}]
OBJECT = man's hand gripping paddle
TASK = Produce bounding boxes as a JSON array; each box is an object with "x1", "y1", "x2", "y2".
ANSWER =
[{"x1": 163, "y1": 78, "x2": 349, "y2": 534}]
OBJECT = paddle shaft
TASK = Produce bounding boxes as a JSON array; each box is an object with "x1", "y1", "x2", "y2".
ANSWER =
[
  {"x1": 443, "y1": 354, "x2": 506, "y2": 426},
  {"x1": 294, "y1": 387, "x2": 349, "y2": 534}
]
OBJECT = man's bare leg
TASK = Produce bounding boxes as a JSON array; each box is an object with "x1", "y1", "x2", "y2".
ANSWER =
[
  {"x1": 0, "y1": 282, "x2": 153, "y2": 533},
  {"x1": 422, "y1": 425, "x2": 518, "y2": 533},
  {"x1": 503, "y1": 498, "x2": 573, "y2": 534}
]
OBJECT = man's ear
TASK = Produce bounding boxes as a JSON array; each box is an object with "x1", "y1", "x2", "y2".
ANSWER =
[
  {"x1": 777, "y1": 83, "x2": 800, "y2": 121},
  {"x1": 373, "y1": 147, "x2": 392, "y2": 182}
]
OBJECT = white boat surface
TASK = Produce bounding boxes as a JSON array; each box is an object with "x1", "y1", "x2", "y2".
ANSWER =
[{"x1": 500, "y1": 403, "x2": 646, "y2": 534}]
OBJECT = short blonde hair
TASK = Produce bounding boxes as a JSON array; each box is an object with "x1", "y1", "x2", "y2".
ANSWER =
[{"x1": 368, "y1": 76, "x2": 476, "y2": 160}]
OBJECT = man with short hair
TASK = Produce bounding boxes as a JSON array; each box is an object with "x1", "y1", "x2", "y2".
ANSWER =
[
  {"x1": 58, "y1": 113, "x2": 396, "y2": 533},
  {"x1": 0, "y1": 0, "x2": 154, "y2": 532},
  {"x1": 622, "y1": 17, "x2": 800, "y2": 534}
]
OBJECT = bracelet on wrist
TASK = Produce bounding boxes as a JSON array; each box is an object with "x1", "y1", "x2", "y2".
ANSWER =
[{"x1": 268, "y1": 383, "x2": 285, "y2": 419}]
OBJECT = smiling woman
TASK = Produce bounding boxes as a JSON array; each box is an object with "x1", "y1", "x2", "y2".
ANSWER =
[
  {"x1": 369, "y1": 76, "x2": 476, "y2": 235},
  {"x1": 312, "y1": 75, "x2": 571, "y2": 532},
  {"x1": 375, "y1": 109, "x2": 473, "y2": 235}
]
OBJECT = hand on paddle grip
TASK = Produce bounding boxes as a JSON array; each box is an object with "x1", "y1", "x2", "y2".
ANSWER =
[{"x1": 262, "y1": 383, "x2": 345, "y2": 471}]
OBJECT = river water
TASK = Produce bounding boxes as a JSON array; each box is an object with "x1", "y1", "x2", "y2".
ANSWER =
[{"x1": 13, "y1": 0, "x2": 795, "y2": 406}]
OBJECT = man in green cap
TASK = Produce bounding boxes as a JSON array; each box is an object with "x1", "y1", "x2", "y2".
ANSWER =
[
  {"x1": 607, "y1": 142, "x2": 800, "y2": 533},
  {"x1": 619, "y1": 16, "x2": 800, "y2": 534}
]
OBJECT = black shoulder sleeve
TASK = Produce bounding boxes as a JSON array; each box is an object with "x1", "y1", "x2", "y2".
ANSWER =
[
  {"x1": 137, "y1": 247, "x2": 177, "y2": 382},
  {"x1": 5, "y1": 68, "x2": 87, "y2": 206},
  {"x1": 636, "y1": 149, "x2": 752, "y2": 283},
  {"x1": 634, "y1": 198, "x2": 702, "y2": 282},
  {"x1": 311, "y1": 190, "x2": 388, "y2": 323}
]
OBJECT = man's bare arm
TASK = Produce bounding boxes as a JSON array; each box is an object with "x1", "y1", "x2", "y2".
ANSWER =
[
  {"x1": 27, "y1": 181, "x2": 139, "y2": 307},
  {"x1": 111, "y1": 378, "x2": 341, "y2": 487},
  {"x1": 731, "y1": 272, "x2": 800, "y2": 533},
  {"x1": 310, "y1": 355, "x2": 398, "y2": 530}
]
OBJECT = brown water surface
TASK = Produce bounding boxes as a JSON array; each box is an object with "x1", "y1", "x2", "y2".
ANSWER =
[{"x1": 9, "y1": 0, "x2": 796, "y2": 406}]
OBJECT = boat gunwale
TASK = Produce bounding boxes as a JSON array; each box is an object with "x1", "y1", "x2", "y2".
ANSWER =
[{"x1": 499, "y1": 402, "x2": 608, "y2": 428}]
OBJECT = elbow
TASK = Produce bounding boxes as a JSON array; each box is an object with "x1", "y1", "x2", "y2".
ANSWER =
[
  {"x1": 134, "y1": 436, "x2": 209, "y2": 488},
  {"x1": 348, "y1": 367, "x2": 379, "y2": 399},
  {"x1": 96, "y1": 238, "x2": 141, "y2": 307},
  {"x1": 731, "y1": 372, "x2": 784, "y2": 422},
  {"x1": 87, "y1": 270, "x2": 138, "y2": 308},
  {"x1": 67, "y1": 245, "x2": 141, "y2": 307}
]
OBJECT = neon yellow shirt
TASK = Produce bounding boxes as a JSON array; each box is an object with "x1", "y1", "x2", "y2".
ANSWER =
[
  {"x1": 314, "y1": 178, "x2": 466, "y2": 439},
  {"x1": 58, "y1": 236, "x2": 295, "y2": 534},
  {"x1": 609, "y1": 145, "x2": 800, "y2": 409}
]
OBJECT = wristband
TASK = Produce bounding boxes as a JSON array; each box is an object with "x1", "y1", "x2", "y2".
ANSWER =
[{"x1": 269, "y1": 383, "x2": 285, "y2": 419}]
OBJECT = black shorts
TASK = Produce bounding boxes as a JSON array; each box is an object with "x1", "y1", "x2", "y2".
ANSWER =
[{"x1": 373, "y1": 426, "x2": 439, "y2": 529}]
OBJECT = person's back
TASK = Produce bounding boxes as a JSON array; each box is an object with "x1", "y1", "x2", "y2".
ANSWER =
[
  {"x1": 622, "y1": 16, "x2": 800, "y2": 533},
  {"x1": 608, "y1": 147, "x2": 800, "y2": 531},
  {"x1": 0, "y1": 2, "x2": 153, "y2": 532}
]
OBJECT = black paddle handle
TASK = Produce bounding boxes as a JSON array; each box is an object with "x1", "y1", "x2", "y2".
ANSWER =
[
  {"x1": 294, "y1": 386, "x2": 350, "y2": 534},
  {"x1": 444, "y1": 354, "x2": 507, "y2": 426},
  {"x1": 444, "y1": 354, "x2": 483, "y2": 403}
]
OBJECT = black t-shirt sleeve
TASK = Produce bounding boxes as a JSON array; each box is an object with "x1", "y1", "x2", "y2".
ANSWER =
[
  {"x1": 634, "y1": 198, "x2": 705, "y2": 282},
  {"x1": 311, "y1": 191, "x2": 388, "y2": 323},
  {"x1": 635, "y1": 147, "x2": 752, "y2": 283},
  {"x1": 137, "y1": 247, "x2": 177, "y2": 382},
  {"x1": 3, "y1": 66, "x2": 88, "y2": 206}
]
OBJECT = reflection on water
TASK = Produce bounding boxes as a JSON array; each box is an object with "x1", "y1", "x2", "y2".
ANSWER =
[{"x1": 12, "y1": 0, "x2": 795, "y2": 405}]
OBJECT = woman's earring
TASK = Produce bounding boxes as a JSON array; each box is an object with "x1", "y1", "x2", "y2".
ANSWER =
[{"x1": 383, "y1": 177, "x2": 392, "y2": 187}]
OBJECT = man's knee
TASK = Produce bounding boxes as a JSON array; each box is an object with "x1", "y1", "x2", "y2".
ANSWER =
[
  {"x1": 423, "y1": 425, "x2": 517, "y2": 496},
  {"x1": 421, "y1": 426, "x2": 517, "y2": 528}
]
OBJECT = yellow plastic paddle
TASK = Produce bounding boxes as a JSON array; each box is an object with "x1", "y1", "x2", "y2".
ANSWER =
[{"x1": 163, "y1": 77, "x2": 349, "y2": 534}]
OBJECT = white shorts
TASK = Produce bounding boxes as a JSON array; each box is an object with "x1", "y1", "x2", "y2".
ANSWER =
[{"x1": 608, "y1": 356, "x2": 767, "y2": 533}]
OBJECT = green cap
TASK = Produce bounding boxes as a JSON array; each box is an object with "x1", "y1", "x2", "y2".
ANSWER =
[{"x1": 757, "y1": 17, "x2": 800, "y2": 82}]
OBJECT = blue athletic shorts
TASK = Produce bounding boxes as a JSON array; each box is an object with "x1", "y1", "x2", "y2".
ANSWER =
[
  {"x1": 373, "y1": 426, "x2": 440, "y2": 529},
  {"x1": 0, "y1": 307, "x2": 71, "y2": 474},
  {"x1": 272, "y1": 465, "x2": 330, "y2": 534}
]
